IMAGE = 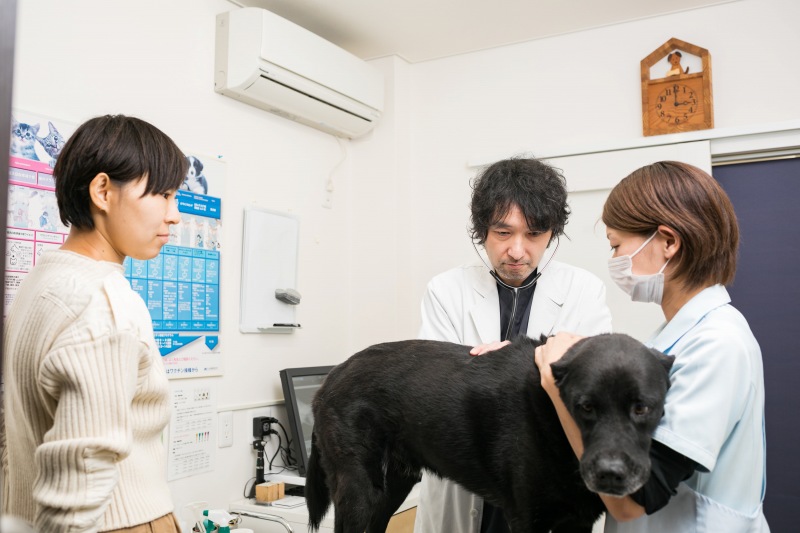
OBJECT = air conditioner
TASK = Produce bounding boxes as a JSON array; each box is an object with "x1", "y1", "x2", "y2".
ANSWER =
[{"x1": 215, "y1": 8, "x2": 384, "y2": 139}]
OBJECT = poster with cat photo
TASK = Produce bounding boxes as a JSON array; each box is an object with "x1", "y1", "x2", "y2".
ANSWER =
[
  {"x1": 7, "y1": 111, "x2": 224, "y2": 379},
  {"x1": 9, "y1": 111, "x2": 71, "y2": 172},
  {"x1": 6, "y1": 110, "x2": 75, "y2": 314}
]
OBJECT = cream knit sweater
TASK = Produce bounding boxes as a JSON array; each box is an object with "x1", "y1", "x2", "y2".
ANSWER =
[{"x1": 2, "y1": 250, "x2": 174, "y2": 532}]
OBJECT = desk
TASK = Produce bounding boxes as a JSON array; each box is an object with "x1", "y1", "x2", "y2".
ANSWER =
[{"x1": 230, "y1": 483, "x2": 419, "y2": 533}]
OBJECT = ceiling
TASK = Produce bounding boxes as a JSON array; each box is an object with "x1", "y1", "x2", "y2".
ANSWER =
[{"x1": 230, "y1": 0, "x2": 738, "y2": 63}]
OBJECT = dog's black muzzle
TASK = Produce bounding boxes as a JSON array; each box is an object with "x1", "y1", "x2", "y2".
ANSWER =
[{"x1": 581, "y1": 448, "x2": 650, "y2": 496}]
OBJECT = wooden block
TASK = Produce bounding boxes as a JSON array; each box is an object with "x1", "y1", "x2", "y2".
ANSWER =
[
  {"x1": 387, "y1": 507, "x2": 417, "y2": 533},
  {"x1": 255, "y1": 482, "x2": 285, "y2": 503}
]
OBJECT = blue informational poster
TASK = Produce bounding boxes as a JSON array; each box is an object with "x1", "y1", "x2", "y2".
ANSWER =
[{"x1": 124, "y1": 155, "x2": 225, "y2": 378}]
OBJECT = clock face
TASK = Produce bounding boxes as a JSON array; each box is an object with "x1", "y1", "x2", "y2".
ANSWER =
[
  {"x1": 654, "y1": 82, "x2": 701, "y2": 125},
  {"x1": 641, "y1": 41, "x2": 713, "y2": 136},
  {"x1": 645, "y1": 74, "x2": 709, "y2": 134}
]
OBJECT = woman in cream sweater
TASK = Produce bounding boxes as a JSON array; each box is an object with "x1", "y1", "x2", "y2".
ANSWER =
[{"x1": 2, "y1": 115, "x2": 187, "y2": 532}]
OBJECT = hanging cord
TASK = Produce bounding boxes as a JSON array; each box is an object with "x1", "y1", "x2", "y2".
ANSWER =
[
  {"x1": 268, "y1": 432, "x2": 282, "y2": 470},
  {"x1": 274, "y1": 420, "x2": 297, "y2": 468},
  {"x1": 323, "y1": 136, "x2": 348, "y2": 209}
]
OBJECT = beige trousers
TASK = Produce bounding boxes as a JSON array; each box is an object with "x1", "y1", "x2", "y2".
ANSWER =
[{"x1": 105, "y1": 513, "x2": 181, "y2": 533}]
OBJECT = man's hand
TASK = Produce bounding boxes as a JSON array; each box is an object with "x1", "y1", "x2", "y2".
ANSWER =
[{"x1": 469, "y1": 340, "x2": 511, "y2": 356}]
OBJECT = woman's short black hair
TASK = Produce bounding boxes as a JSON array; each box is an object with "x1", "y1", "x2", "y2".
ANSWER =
[
  {"x1": 54, "y1": 114, "x2": 188, "y2": 230},
  {"x1": 470, "y1": 157, "x2": 570, "y2": 244}
]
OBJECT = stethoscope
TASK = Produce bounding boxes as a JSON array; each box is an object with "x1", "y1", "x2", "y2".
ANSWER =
[
  {"x1": 471, "y1": 237, "x2": 560, "y2": 340},
  {"x1": 471, "y1": 237, "x2": 560, "y2": 291}
]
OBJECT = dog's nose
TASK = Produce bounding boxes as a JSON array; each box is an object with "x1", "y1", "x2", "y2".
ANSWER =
[{"x1": 595, "y1": 457, "x2": 628, "y2": 486}]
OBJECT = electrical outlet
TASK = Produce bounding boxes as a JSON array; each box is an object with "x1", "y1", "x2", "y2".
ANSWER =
[
  {"x1": 218, "y1": 411, "x2": 233, "y2": 448},
  {"x1": 247, "y1": 407, "x2": 272, "y2": 435}
]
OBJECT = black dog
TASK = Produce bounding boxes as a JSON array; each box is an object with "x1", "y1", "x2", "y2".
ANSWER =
[{"x1": 305, "y1": 333, "x2": 674, "y2": 533}]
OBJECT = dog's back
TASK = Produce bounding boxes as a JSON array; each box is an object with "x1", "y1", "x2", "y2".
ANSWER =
[
  {"x1": 307, "y1": 336, "x2": 605, "y2": 532},
  {"x1": 314, "y1": 338, "x2": 543, "y2": 474}
]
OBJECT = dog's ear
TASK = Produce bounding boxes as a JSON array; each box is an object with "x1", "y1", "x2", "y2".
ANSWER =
[
  {"x1": 549, "y1": 337, "x2": 585, "y2": 386},
  {"x1": 649, "y1": 348, "x2": 675, "y2": 374},
  {"x1": 550, "y1": 359, "x2": 569, "y2": 386},
  {"x1": 535, "y1": 334, "x2": 549, "y2": 348}
]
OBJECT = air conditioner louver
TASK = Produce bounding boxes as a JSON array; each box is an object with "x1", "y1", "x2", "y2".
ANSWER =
[{"x1": 215, "y1": 8, "x2": 384, "y2": 139}]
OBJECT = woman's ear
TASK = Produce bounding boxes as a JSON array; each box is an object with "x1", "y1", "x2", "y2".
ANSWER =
[
  {"x1": 656, "y1": 224, "x2": 681, "y2": 260},
  {"x1": 88, "y1": 173, "x2": 112, "y2": 212}
]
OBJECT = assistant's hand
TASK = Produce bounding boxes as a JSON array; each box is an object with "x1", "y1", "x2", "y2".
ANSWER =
[
  {"x1": 534, "y1": 332, "x2": 584, "y2": 391},
  {"x1": 470, "y1": 340, "x2": 511, "y2": 356}
]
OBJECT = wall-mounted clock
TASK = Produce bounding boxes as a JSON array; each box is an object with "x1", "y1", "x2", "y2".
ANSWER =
[{"x1": 641, "y1": 38, "x2": 713, "y2": 136}]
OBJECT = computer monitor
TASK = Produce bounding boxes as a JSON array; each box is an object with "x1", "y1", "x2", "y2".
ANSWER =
[{"x1": 279, "y1": 365, "x2": 334, "y2": 477}]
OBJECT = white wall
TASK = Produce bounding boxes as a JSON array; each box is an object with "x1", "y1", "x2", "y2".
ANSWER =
[
  {"x1": 11, "y1": 0, "x2": 390, "y2": 522},
  {"x1": 9, "y1": 0, "x2": 800, "y2": 525},
  {"x1": 347, "y1": 56, "x2": 417, "y2": 353},
  {"x1": 402, "y1": 0, "x2": 800, "y2": 336}
]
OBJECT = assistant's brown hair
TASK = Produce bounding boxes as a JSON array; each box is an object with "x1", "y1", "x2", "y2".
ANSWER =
[
  {"x1": 54, "y1": 115, "x2": 187, "y2": 230},
  {"x1": 602, "y1": 161, "x2": 739, "y2": 289}
]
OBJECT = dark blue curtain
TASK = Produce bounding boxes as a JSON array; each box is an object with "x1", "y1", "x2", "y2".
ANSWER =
[{"x1": 714, "y1": 157, "x2": 800, "y2": 532}]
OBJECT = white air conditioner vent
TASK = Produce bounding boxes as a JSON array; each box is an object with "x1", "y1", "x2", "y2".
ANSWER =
[{"x1": 215, "y1": 8, "x2": 384, "y2": 139}]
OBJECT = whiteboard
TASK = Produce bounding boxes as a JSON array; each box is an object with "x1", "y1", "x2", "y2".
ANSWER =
[{"x1": 240, "y1": 207, "x2": 300, "y2": 333}]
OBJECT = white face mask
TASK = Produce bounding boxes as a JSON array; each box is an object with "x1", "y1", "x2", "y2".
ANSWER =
[{"x1": 608, "y1": 232, "x2": 670, "y2": 304}]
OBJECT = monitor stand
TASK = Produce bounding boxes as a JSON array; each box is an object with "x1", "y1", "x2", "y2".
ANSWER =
[{"x1": 265, "y1": 471, "x2": 306, "y2": 497}]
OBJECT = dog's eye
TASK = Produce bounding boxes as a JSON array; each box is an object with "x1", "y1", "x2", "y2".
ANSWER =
[
  {"x1": 632, "y1": 403, "x2": 650, "y2": 416},
  {"x1": 579, "y1": 402, "x2": 593, "y2": 413}
]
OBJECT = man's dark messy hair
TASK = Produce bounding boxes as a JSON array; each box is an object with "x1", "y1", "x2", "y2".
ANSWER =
[{"x1": 470, "y1": 157, "x2": 570, "y2": 245}]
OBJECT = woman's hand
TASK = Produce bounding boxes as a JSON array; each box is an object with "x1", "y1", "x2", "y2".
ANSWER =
[
  {"x1": 534, "y1": 332, "x2": 583, "y2": 392},
  {"x1": 469, "y1": 340, "x2": 511, "y2": 356}
]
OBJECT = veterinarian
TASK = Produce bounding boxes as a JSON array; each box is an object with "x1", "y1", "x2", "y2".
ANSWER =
[
  {"x1": 2, "y1": 115, "x2": 187, "y2": 532},
  {"x1": 413, "y1": 157, "x2": 613, "y2": 533},
  {"x1": 536, "y1": 161, "x2": 769, "y2": 532}
]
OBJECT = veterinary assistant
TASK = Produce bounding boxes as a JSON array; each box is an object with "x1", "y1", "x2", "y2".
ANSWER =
[{"x1": 537, "y1": 161, "x2": 769, "y2": 533}]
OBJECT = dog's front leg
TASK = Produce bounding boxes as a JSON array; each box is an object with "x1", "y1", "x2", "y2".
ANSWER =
[
  {"x1": 507, "y1": 509, "x2": 545, "y2": 533},
  {"x1": 549, "y1": 518, "x2": 596, "y2": 533}
]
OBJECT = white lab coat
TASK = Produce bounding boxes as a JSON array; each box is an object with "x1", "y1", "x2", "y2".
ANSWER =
[{"x1": 413, "y1": 260, "x2": 613, "y2": 533}]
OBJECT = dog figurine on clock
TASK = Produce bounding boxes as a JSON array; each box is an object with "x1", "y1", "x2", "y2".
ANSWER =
[{"x1": 641, "y1": 37, "x2": 713, "y2": 136}]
